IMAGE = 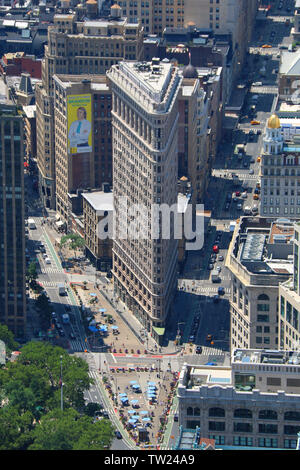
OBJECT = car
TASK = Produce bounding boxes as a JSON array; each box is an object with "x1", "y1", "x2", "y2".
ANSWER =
[
  {"x1": 51, "y1": 312, "x2": 56, "y2": 318},
  {"x1": 210, "y1": 254, "x2": 217, "y2": 261},
  {"x1": 212, "y1": 245, "x2": 219, "y2": 254},
  {"x1": 235, "y1": 191, "x2": 241, "y2": 197},
  {"x1": 188, "y1": 336, "x2": 195, "y2": 343},
  {"x1": 253, "y1": 194, "x2": 259, "y2": 200},
  {"x1": 218, "y1": 255, "x2": 224, "y2": 261},
  {"x1": 195, "y1": 346, "x2": 202, "y2": 354},
  {"x1": 249, "y1": 169, "x2": 254, "y2": 174},
  {"x1": 208, "y1": 263, "x2": 214, "y2": 270},
  {"x1": 115, "y1": 431, "x2": 122, "y2": 439},
  {"x1": 237, "y1": 203, "x2": 242, "y2": 210},
  {"x1": 218, "y1": 286, "x2": 225, "y2": 295},
  {"x1": 257, "y1": 129, "x2": 262, "y2": 135},
  {"x1": 254, "y1": 188, "x2": 260, "y2": 194},
  {"x1": 45, "y1": 258, "x2": 51, "y2": 264},
  {"x1": 242, "y1": 192, "x2": 247, "y2": 198},
  {"x1": 206, "y1": 334, "x2": 213, "y2": 341},
  {"x1": 42, "y1": 253, "x2": 48, "y2": 259},
  {"x1": 253, "y1": 81, "x2": 262, "y2": 86},
  {"x1": 257, "y1": 157, "x2": 261, "y2": 162},
  {"x1": 40, "y1": 246, "x2": 46, "y2": 253},
  {"x1": 216, "y1": 265, "x2": 221, "y2": 272},
  {"x1": 251, "y1": 120, "x2": 260, "y2": 125}
]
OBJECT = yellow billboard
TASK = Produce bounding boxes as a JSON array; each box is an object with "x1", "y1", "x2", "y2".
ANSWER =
[{"x1": 67, "y1": 94, "x2": 92, "y2": 154}]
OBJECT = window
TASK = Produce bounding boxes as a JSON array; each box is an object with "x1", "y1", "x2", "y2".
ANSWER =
[
  {"x1": 259, "y1": 410, "x2": 278, "y2": 420},
  {"x1": 284, "y1": 411, "x2": 300, "y2": 421},
  {"x1": 209, "y1": 421, "x2": 225, "y2": 431},
  {"x1": 259, "y1": 424, "x2": 278, "y2": 434},
  {"x1": 209, "y1": 407, "x2": 225, "y2": 417},
  {"x1": 234, "y1": 409, "x2": 252, "y2": 419},
  {"x1": 234, "y1": 422, "x2": 253, "y2": 433}
]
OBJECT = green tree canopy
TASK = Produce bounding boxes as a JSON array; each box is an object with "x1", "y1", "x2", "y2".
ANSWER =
[
  {"x1": 60, "y1": 234, "x2": 85, "y2": 258},
  {"x1": 28, "y1": 408, "x2": 114, "y2": 450},
  {"x1": 0, "y1": 324, "x2": 19, "y2": 353}
]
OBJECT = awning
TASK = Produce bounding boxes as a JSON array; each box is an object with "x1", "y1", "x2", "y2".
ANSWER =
[{"x1": 152, "y1": 326, "x2": 165, "y2": 336}]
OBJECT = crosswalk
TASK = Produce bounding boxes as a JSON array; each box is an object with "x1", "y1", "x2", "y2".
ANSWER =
[
  {"x1": 200, "y1": 345, "x2": 225, "y2": 356},
  {"x1": 39, "y1": 267, "x2": 64, "y2": 274}
]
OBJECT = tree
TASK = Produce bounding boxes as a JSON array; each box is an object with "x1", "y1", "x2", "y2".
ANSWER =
[
  {"x1": 60, "y1": 234, "x2": 85, "y2": 259},
  {"x1": 28, "y1": 408, "x2": 114, "y2": 450},
  {"x1": 27, "y1": 261, "x2": 37, "y2": 282},
  {"x1": 84, "y1": 402, "x2": 103, "y2": 417},
  {"x1": 35, "y1": 293, "x2": 52, "y2": 330},
  {"x1": 0, "y1": 406, "x2": 34, "y2": 450},
  {"x1": 0, "y1": 324, "x2": 19, "y2": 353}
]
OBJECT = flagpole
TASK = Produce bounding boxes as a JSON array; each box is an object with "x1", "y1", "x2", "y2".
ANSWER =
[{"x1": 60, "y1": 355, "x2": 63, "y2": 411}]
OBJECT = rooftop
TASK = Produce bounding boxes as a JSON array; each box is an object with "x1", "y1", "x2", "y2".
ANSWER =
[
  {"x1": 232, "y1": 348, "x2": 300, "y2": 366},
  {"x1": 82, "y1": 190, "x2": 113, "y2": 212}
]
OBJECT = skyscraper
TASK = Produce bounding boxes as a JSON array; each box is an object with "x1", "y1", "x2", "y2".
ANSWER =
[
  {"x1": 107, "y1": 59, "x2": 181, "y2": 342},
  {"x1": 36, "y1": 6, "x2": 144, "y2": 210},
  {"x1": 0, "y1": 78, "x2": 26, "y2": 337}
]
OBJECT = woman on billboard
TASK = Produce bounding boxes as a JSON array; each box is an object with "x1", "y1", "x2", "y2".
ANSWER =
[{"x1": 68, "y1": 106, "x2": 92, "y2": 152}]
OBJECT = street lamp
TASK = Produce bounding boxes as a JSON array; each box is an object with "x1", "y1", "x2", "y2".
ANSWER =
[{"x1": 60, "y1": 355, "x2": 63, "y2": 411}]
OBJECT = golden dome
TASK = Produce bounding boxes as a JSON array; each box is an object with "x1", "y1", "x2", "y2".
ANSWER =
[{"x1": 267, "y1": 114, "x2": 280, "y2": 129}]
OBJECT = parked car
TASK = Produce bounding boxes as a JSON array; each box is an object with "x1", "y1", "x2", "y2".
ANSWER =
[
  {"x1": 218, "y1": 255, "x2": 224, "y2": 261},
  {"x1": 218, "y1": 286, "x2": 225, "y2": 295},
  {"x1": 115, "y1": 431, "x2": 122, "y2": 439},
  {"x1": 196, "y1": 346, "x2": 202, "y2": 354}
]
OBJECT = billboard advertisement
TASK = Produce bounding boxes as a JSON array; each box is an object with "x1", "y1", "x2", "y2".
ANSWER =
[{"x1": 67, "y1": 94, "x2": 92, "y2": 154}]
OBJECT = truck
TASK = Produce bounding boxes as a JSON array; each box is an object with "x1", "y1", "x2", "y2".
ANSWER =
[
  {"x1": 58, "y1": 283, "x2": 66, "y2": 296},
  {"x1": 233, "y1": 175, "x2": 240, "y2": 186},
  {"x1": 62, "y1": 313, "x2": 70, "y2": 324},
  {"x1": 28, "y1": 218, "x2": 36, "y2": 229},
  {"x1": 211, "y1": 270, "x2": 221, "y2": 283}
]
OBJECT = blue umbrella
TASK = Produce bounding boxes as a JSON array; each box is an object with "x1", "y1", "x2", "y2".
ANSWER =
[
  {"x1": 140, "y1": 411, "x2": 148, "y2": 415},
  {"x1": 142, "y1": 417, "x2": 151, "y2": 422},
  {"x1": 128, "y1": 410, "x2": 136, "y2": 414},
  {"x1": 128, "y1": 418, "x2": 138, "y2": 424},
  {"x1": 111, "y1": 325, "x2": 118, "y2": 330},
  {"x1": 99, "y1": 308, "x2": 106, "y2": 313},
  {"x1": 88, "y1": 326, "x2": 98, "y2": 332},
  {"x1": 132, "y1": 384, "x2": 140, "y2": 389},
  {"x1": 131, "y1": 399, "x2": 139, "y2": 404},
  {"x1": 119, "y1": 393, "x2": 127, "y2": 397},
  {"x1": 120, "y1": 397, "x2": 128, "y2": 402},
  {"x1": 148, "y1": 382, "x2": 156, "y2": 386},
  {"x1": 90, "y1": 293, "x2": 97, "y2": 297},
  {"x1": 130, "y1": 380, "x2": 137, "y2": 384}
]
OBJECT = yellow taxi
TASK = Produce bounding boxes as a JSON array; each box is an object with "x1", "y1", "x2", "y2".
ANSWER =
[
  {"x1": 262, "y1": 44, "x2": 272, "y2": 48},
  {"x1": 251, "y1": 120, "x2": 261, "y2": 125},
  {"x1": 257, "y1": 157, "x2": 261, "y2": 162},
  {"x1": 253, "y1": 194, "x2": 259, "y2": 200}
]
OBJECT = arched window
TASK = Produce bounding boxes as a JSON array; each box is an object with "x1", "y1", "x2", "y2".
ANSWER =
[
  {"x1": 284, "y1": 411, "x2": 300, "y2": 421},
  {"x1": 259, "y1": 409, "x2": 278, "y2": 420},
  {"x1": 258, "y1": 294, "x2": 269, "y2": 301},
  {"x1": 234, "y1": 409, "x2": 252, "y2": 419},
  {"x1": 194, "y1": 407, "x2": 200, "y2": 417},
  {"x1": 209, "y1": 407, "x2": 225, "y2": 418},
  {"x1": 187, "y1": 407, "x2": 193, "y2": 416}
]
